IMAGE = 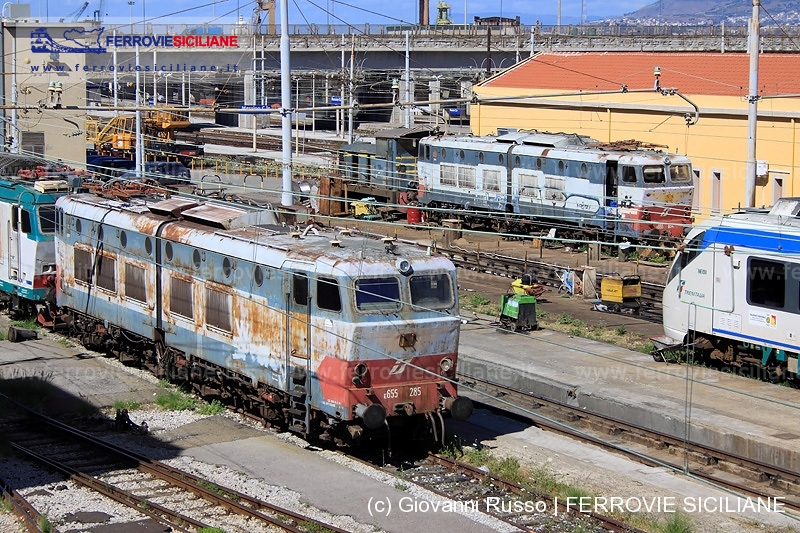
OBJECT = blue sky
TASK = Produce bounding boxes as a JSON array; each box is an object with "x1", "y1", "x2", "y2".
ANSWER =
[{"x1": 36, "y1": 0, "x2": 656, "y2": 28}]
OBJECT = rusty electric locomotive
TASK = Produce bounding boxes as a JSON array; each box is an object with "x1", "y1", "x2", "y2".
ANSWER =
[{"x1": 44, "y1": 190, "x2": 472, "y2": 446}]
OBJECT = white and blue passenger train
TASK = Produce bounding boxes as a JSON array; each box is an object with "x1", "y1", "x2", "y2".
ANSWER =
[{"x1": 660, "y1": 198, "x2": 800, "y2": 382}]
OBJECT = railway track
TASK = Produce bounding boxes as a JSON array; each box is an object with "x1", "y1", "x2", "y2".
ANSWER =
[
  {"x1": 439, "y1": 244, "x2": 665, "y2": 323},
  {"x1": 0, "y1": 394, "x2": 349, "y2": 533},
  {"x1": 457, "y1": 374, "x2": 800, "y2": 515},
  {"x1": 176, "y1": 129, "x2": 346, "y2": 155},
  {"x1": 1, "y1": 474, "x2": 46, "y2": 533},
  {"x1": 398, "y1": 453, "x2": 645, "y2": 532}
]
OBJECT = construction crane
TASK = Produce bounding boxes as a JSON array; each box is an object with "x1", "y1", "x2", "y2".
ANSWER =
[
  {"x1": 60, "y1": 1, "x2": 89, "y2": 22},
  {"x1": 92, "y1": 0, "x2": 105, "y2": 22},
  {"x1": 252, "y1": 0, "x2": 275, "y2": 34}
]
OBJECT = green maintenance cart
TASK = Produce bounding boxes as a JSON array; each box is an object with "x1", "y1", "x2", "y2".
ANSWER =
[{"x1": 497, "y1": 276, "x2": 540, "y2": 332}]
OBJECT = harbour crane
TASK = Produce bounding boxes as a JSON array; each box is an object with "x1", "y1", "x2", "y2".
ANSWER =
[{"x1": 60, "y1": 1, "x2": 89, "y2": 22}]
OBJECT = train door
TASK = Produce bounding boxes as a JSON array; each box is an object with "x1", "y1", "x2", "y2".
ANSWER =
[
  {"x1": 604, "y1": 162, "x2": 619, "y2": 231},
  {"x1": 605, "y1": 162, "x2": 618, "y2": 206},
  {"x1": 8, "y1": 206, "x2": 21, "y2": 281},
  {"x1": 284, "y1": 265, "x2": 314, "y2": 433},
  {"x1": 712, "y1": 245, "x2": 734, "y2": 314}
]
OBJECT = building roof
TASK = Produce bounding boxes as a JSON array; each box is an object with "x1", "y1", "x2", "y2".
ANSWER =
[{"x1": 481, "y1": 52, "x2": 800, "y2": 98}]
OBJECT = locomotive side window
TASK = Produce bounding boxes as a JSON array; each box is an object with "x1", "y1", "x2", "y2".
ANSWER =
[
  {"x1": 483, "y1": 169, "x2": 501, "y2": 192},
  {"x1": 678, "y1": 231, "x2": 706, "y2": 272},
  {"x1": 96, "y1": 254, "x2": 116, "y2": 293},
  {"x1": 125, "y1": 263, "x2": 147, "y2": 303},
  {"x1": 317, "y1": 276, "x2": 342, "y2": 312},
  {"x1": 440, "y1": 164, "x2": 457, "y2": 186},
  {"x1": 643, "y1": 165, "x2": 666, "y2": 184},
  {"x1": 74, "y1": 248, "x2": 93, "y2": 284},
  {"x1": 424, "y1": 145, "x2": 430, "y2": 160},
  {"x1": 206, "y1": 287, "x2": 232, "y2": 332},
  {"x1": 622, "y1": 166, "x2": 637, "y2": 183},
  {"x1": 410, "y1": 273, "x2": 453, "y2": 309},
  {"x1": 293, "y1": 273, "x2": 309, "y2": 305},
  {"x1": 19, "y1": 209, "x2": 31, "y2": 234},
  {"x1": 478, "y1": 152, "x2": 484, "y2": 163},
  {"x1": 39, "y1": 206, "x2": 56, "y2": 233},
  {"x1": 748, "y1": 258, "x2": 785, "y2": 309},
  {"x1": 459, "y1": 166, "x2": 476, "y2": 189},
  {"x1": 355, "y1": 277, "x2": 401, "y2": 311},
  {"x1": 170, "y1": 276, "x2": 194, "y2": 319},
  {"x1": 670, "y1": 164, "x2": 692, "y2": 182},
  {"x1": 519, "y1": 172, "x2": 539, "y2": 197}
]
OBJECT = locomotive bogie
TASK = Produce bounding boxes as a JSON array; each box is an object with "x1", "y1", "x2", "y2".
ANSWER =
[
  {"x1": 50, "y1": 192, "x2": 471, "y2": 445},
  {"x1": 660, "y1": 198, "x2": 800, "y2": 382}
]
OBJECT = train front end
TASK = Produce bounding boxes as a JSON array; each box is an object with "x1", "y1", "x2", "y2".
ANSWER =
[
  {"x1": 618, "y1": 153, "x2": 694, "y2": 242},
  {"x1": 311, "y1": 238, "x2": 472, "y2": 446}
]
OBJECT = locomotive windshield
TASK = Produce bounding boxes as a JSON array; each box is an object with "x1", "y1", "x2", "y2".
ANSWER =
[
  {"x1": 355, "y1": 277, "x2": 401, "y2": 311},
  {"x1": 410, "y1": 273, "x2": 454, "y2": 309},
  {"x1": 642, "y1": 166, "x2": 666, "y2": 184},
  {"x1": 670, "y1": 164, "x2": 691, "y2": 182}
]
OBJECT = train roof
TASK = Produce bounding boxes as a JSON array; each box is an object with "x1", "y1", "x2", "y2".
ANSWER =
[
  {"x1": 420, "y1": 131, "x2": 689, "y2": 163},
  {"x1": 691, "y1": 198, "x2": 800, "y2": 255},
  {"x1": 0, "y1": 153, "x2": 85, "y2": 204},
  {"x1": 57, "y1": 193, "x2": 453, "y2": 275}
]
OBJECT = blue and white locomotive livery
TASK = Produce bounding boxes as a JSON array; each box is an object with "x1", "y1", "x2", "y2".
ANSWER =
[
  {"x1": 0, "y1": 154, "x2": 84, "y2": 315},
  {"x1": 659, "y1": 198, "x2": 800, "y2": 382},
  {"x1": 417, "y1": 130, "x2": 694, "y2": 242},
  {"x1": 50, "y1": 192, "x2": 472, "y2": 445}
]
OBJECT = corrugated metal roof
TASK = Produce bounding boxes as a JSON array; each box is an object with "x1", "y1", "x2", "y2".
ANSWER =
[{"x1": 481, "y1": 52, "x2": 800, "y2": 97}]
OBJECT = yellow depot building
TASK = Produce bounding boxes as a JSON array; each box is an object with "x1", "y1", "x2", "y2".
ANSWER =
[{"x1": 472, "y1": 51, "x2": 800, "y2": 218}]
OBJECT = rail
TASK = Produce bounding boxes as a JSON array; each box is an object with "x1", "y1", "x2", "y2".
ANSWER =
[{"x1": 458, "y1": 374, "x2": 800, "y2": 514}]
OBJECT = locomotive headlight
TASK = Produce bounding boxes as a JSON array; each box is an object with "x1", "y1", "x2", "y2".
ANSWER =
[
  {"x1": 352, "y1": 363, "x2": 369, "y2": 386},
  {"x1": 396, "y1": 258, "x2": 413, "y2": 276},
  {"x1": 439, "y1": 357, "x2": 453, "y2": 373}
]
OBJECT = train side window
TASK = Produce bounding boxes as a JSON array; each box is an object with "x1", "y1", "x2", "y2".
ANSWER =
[
  {"x1": 483, "y1": 169, "x2": 501, "y2": 192},
  {"x1": 748, "y1": 258, "x2": 785, "y2": 309},
  {"x1": 19, "y1": 209, "x2": 31, "y2": 234},
  {"x1": 96, "y1": 255, "x2": 116, "y2": 293},
  {"x1": 74, "y1": 248, "x2": 93, "y2": 284},
  {"x1": 410, "y1": 273, "x2": 453, "y2": 309},
  {"x1": 170, "y1": 276, "x2": 194, "y2": 319},
  {"x1": 206, "y1": 287, "x2": 232, "y2": 332},
  {"x1": 424, "y1": 145, "x2": 430, "y2": 160},
  {"x1": 355, "y1": 277, "x2": 401, "y2": 311},
  {"x1": 38, "y1": 206, "x2": 56, "y2": 234},
  {"x1": 679, "y1": 231, "x2": 705, "y2": 270},
  {"x1": 643, "y1": 165, "x2": 666, "y2": 183},
  {"x1": 478, "y1": 152, "x2": 484, "y2": 163},
  {"x1": 622, "y1": 166, "x2": 637, "y2": 183},
  {"x1": 125, "y1": 263, "x2": 147, "y2": 303},
  {"x1": 498, "y1": 154, "x2": 504, "y2": 165},
  {"x1": 317, "y1": 276, "x2": 342, "y2": 312},
  {"x1": 293, "y1": 273, "x2": 309, "y2": 305}
]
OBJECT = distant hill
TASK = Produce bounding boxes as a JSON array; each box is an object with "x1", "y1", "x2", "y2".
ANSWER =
[{"x1": 614, "y1": 0, "x2": 800, "y2": 24}]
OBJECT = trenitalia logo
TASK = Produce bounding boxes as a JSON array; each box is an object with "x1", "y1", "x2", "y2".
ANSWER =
[
  {"x1": 105, "y1": 35, "x2": 239, "y2": 48},
  {"x1": 30, "y1": 27, "x2": 238, "y2": 54}
]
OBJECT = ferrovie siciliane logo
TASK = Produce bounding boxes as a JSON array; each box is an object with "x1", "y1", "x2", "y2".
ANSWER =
[
  {"x1": 30, "y1": 27, "x2": 240, "y2": 54},
  {"x1": 31, "y1": 27, "x2": 107, "y2": 54}
]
